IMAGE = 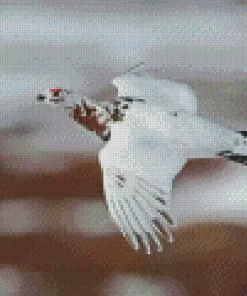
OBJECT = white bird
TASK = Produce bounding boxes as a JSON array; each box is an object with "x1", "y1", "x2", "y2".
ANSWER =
[{"x1": 38, "y1": 70, "x2": 247, "y2": 254}]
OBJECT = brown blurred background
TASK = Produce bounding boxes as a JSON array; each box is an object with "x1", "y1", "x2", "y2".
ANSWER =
[{"x1": 0, "y1": 153, "x2": 247, "y2": 295}]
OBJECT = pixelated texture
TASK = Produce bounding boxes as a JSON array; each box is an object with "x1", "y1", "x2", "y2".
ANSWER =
[{"x1": 1, "y1": 0, "x2": 247, "y2": 295}]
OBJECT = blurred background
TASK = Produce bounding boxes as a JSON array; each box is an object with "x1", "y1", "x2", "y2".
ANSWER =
[{"x1": 1, "y1": 0, "x2": 247, "y2": 295}]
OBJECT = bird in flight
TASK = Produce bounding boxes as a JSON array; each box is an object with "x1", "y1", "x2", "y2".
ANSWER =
[{"x1": 37, "y1": 64, "x2": 247, "y2": 254}]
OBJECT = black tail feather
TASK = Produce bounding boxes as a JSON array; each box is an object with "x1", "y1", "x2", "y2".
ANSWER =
[
  {"x1": 224, "y1": 154, "x2": 247, "y2": 164},
  {"x1": 219, "y1": 131, "x2": 247, "y2": 165},
  {"x1": 238, "y1": 131, "x2": 247, "y2": 137}
]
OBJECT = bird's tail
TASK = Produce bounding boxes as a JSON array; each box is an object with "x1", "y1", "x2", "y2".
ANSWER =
[{"x1": 219, "y1": 131, "x2": 247, "y2": 165}]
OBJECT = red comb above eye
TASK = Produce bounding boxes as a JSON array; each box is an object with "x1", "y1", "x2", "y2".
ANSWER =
[{"x1": 50, "y1": 88, "x2": 62, "y2": 93}]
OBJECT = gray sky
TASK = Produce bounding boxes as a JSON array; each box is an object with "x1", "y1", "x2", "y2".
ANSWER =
[
  {"x1": 1, "y1": 1, "x2": 247, "y2": 92},
  {"x1": 0, "y1": 0, "x2": 247, "y2": 138}
]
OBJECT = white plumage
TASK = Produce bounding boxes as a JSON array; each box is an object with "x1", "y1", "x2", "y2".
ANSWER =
[
  {"x1": 112, "y1": 73, "x2": 198, "y2": 114},
  {"x1": 98, "y1": 73, "x2": 244, "y2": 254},
  {"x1": 38, "y1": 71, "x2": 247, "y2": 254}
]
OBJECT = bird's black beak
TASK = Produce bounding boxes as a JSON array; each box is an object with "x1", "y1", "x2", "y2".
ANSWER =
[{"x1": 36, "y1": 94, "x2": 46, "y2": 102}]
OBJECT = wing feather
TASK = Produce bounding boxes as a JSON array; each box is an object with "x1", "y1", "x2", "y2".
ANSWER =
[
  {"x1": 108, "y1": 196, "x2": 141, "y2": 250},
  {"x1": 104, "y1": 170, "x2": 144, "y2": 250},
  {"x1": 125, "y1": 190, "x2": 163, "y2": 252},
  {"x1": 99, "y1": 126, "x2": 187, "y2": 253}
]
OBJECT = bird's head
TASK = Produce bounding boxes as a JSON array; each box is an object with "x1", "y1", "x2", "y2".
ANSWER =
[{"x1": 36, "y1": 88, "x2": 72, "y2": 107}]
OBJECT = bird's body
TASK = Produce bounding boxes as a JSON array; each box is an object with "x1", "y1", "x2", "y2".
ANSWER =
[
  {"x1": 99, "y1": 73, "x2": 246, "y2": 254},
  {"x1": 113, "y1": 101, "x2": 237, "y2": 158},
  {"x1": 37, "y1": 69, "x2": 247, "y2": 254}
]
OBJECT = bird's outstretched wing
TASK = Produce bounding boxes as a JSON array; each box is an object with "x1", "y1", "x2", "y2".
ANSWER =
[
  {"x1": 112, "y1": 73, "x2": 198, "y2": 114},
  {"x1": 99, "y1": 131, "x2": 187, "y2": 254}
]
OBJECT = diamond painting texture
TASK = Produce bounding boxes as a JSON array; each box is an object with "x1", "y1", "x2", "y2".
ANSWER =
[{"x1": 0, "y1": 0, "x2": 247, "y2": 295}]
